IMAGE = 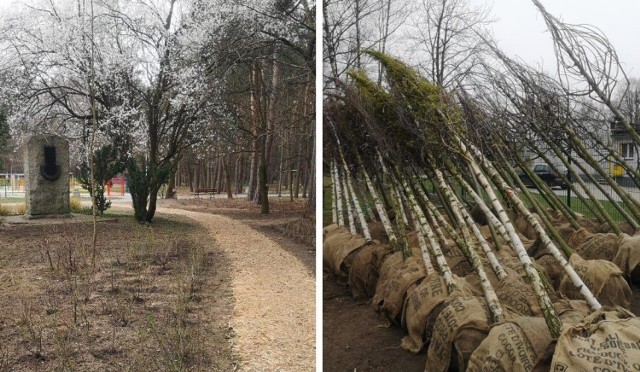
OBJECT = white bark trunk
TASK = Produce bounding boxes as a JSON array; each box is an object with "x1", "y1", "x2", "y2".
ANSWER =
[
  {"x1": 330, "y1": 162, "x2": 338, "y2": 225},
  {"x1": 332, "y1": 161, "x2": 345, "y2": 226},
  {"x1": 455, "y1": 139, "x2": 563, "y2": 337},
  {"x1": 340, "y1": 155, "x2": 372, "y2": 242},
  {"x1": 449, "y1": 168, "x2": 513, "y2": 249},
  {"x1": 467, "y1": 142, "x2": 602, "y2": 312},
  {"x1": 341, "y1": 173, "x2": 357, "y2": 235},
  {"x1": 431, "y1": 168, "x2": 505, "y2": 323},
  {"x1": 401, "y1": 180, "x2": 457, "y2": 292},
  {"x1": 360, "y1": 159, "x2": 398, "y2": 247}
]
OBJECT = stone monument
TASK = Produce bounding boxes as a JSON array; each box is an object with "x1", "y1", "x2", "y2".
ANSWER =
[{"x1": 24, "y1": 135, "x2": 70, "y2": 219}]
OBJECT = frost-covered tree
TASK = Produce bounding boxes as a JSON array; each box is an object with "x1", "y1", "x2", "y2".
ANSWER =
[{"x1": 0, "y1": 0, "x2": 315, "y2": 220}]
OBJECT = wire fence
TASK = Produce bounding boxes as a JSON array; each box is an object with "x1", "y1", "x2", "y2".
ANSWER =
[
  {"x1": 442, "y1": 175, "x2": 640, "y2": 225},
  {"x1": 323, "y1": 172, "x2": 640, "y2": 227}
]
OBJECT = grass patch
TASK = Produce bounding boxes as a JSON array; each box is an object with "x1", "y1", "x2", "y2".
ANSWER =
[
  {"x1": 523, "y1": 191, "x2": 633, "y2": 223},
  {"x1": 0, "y1": 197, "x2": 24, "y2": 203}
]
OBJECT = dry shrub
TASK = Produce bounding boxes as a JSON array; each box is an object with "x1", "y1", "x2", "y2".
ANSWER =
[
  {"x1": 15, "y1": 203, "x2": 26, "y2": 215},
  {"x1": 0, "y1": 204, "x2": 11, "y2": 216},
  {"x1": 146, "y1": 239, "x2": 208, "y2": 370},
  {"x1": 70, "y1": 197, "x2": 92, "y2": 214},
  {"x1": 38, "y1": 230, "x2": 91, "y2": 280},
  {"x1": 69, "y1": 197, "x2": 82, "y2": 212},
  {"x1": 17, "y1": 299, "x2": 47, "y2": 359}
]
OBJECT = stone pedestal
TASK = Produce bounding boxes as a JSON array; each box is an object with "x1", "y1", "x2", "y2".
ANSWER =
[{"x1": 24, "y1": 135, "x2": 70, "y2": 219}]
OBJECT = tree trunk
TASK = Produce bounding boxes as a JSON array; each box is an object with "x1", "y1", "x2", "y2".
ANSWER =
[
  {"x1": 224, "y1": 154, "x2": 233, "y2": 199},
  {"x1": 165, "y1": 169, "x2": 176, "y2": 199},
  {"x1": 247, "y1": 62, "x2": 259, "y2": 201}
]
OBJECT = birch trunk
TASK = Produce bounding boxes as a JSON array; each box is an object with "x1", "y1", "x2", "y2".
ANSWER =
[
  {"x1": 341, "y1": 170, "x2": 357, "y2": 235},
  {"x1": 386, "y1": 177, "x2": 411, "y2": 258},
  {"x1": 411, "y1": 210, "x2": 434, "y2": 275},
  {"x1": 450, "y1": 139, "x2": 563, "y2": 337},
  {"x1": 468, "y1": 142, "x2": 602, "y2": 313},
  {"x1": 400, "y1": 178, "x2": 457, "y2": 292},
  {"x1": 359, "y1": 154, "x2": 397, "y2": 247},
  {"x1": 340, "y1": 155, "x2": 372, "y2": 242},
  {"x1": 330, "y1": 165, "x2": 338, "y2": 225},
  {"x1": 499, "y1": 156, "x2": 575, "y2": 258},
  {"x1": 429, "y1": 168, "x2": 505, "y2": 323},
  {"x1": 444, "y1": 161, "x2": 514, "y2": 249},
  {"x1": 332, "y1": 161, "x2": 345, "y2": 226}
]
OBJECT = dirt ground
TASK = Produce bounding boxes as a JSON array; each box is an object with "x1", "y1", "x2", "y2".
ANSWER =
[
  {"x1": 323, "y1": 268, "x2": 640, "y2": 372},
  {"x1": 0, "y1": 197, "x2": 315, "y2": 371},
  {"x1": 323, "y1": 274, "x2": 427, "y2": 371}
]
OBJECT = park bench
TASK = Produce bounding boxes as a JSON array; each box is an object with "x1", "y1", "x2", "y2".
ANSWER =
[{"x1": 193, "y1": 188, "x2": 217, "y2": 199}]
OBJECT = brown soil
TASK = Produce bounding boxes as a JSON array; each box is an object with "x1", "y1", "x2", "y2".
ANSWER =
[
  {"x1": 323, "y1": 273, "x2": 427, "y2": 372},
  {"x1": 0, "y1": 197, "x2": 315, "y2": 371}
]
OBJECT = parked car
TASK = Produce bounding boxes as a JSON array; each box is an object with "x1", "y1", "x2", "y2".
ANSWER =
[{"x1": 519, "y1": 163, "x2": 569, "y2": 189}]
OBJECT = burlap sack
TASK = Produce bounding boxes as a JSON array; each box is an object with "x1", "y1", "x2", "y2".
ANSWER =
[
  {"x1": 497, "y1": 249, "x2": 526, "y2": 277},
  {"x1": 515, "y1": 213, "x2": 542, "y2": 241},
  {"x1": 565, "y1": 227, "x2": 592, "y2": 249},
  {"x1": 323, "y1": 232, "x2": 367, "y2": 282},
  {"x1": 443, "y1": 243, "x2": 473, "y2": 277},
  {"x1": 494, "y1": 270, "x2": 543, "y2": 317},
  {"x1": 323, "y1": 230, "x2": 353, "y2": 273},
  {"x1": 425, "y1": 296, "x2": 494, "y2": 372},
  {"x1": 467, "y1": 316, "x2": 554, "y2": 372},
  {"x1": 367, "y1": 221, "x2": 389, "y2": 244},
  {"x1": 551, "y1": 307, "x2": 640, "y2": 371},
  {"x1": 323, "y1": 223, "x2": 346, "y2": 238},
  {"x1": 373, "y1": 245, "x2": 422, "y2": 295},
  {"x1": 576, "y1": 215, "x2": 598, "y2": 231},
  {"x1": 558, "y1": 254, "x2": 631, "y2": 309},
  {"x1": 613, "y1": 233, "x2": 640, "y2": 284},
  {"x1": 556, "y1": 223, "x2": 578, "y2": 243},
  {"x1": 597, "y1": 221, "x2": 636, "y2": 235},
  {"x1": 347, "y1": 243, "x2": 393, "y2": 299},
  {"x1": 574, "y1": 232, "x2": 619, "y2": 261},
  {"x1": 535, "y1": 253, "x2": 564, "y2": 290},
  {"x1": 375, "y1": 251, "x2": 403, "y2": 292},
  {"x1": 400, "y1": 274, "x2": 473, "y2": 353},
  {"x1": 467, "y1": 299, "x2": 594, "y2": 372},
  {"x1": 463, "y1": 265, "x2": 543, "y2": 318},
  {"x1": 516, "y1": 234, "x2": 542, "y2": 257},
  {"x1": 553, "y1": 299, "x2": 592, "y2": 326},
  {"x1": 372, "y1": 256, "x2": 427, "y2": 323}
]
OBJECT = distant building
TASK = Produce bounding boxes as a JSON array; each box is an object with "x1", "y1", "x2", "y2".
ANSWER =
[{"x1": 610, "y1": 117, "x2": 639, "y2": 186}]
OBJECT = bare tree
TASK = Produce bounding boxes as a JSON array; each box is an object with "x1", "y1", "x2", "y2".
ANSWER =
[{"x1": 406, "y1": 0, "x2": 493, "y2": 88}]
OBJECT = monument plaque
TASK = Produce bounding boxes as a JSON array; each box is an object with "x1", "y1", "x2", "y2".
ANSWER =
[{"x1": 24, "y1": 135, "x2": 70, "y2": 219}]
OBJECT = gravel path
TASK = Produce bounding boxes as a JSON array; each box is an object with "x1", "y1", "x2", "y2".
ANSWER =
[{"x1": 156, "y1": 207, "x2": 316, "y2": 371}]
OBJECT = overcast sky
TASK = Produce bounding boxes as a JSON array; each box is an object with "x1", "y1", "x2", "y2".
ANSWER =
[
  {"x1": 476, "y1": 0, "x2": 640, "y2": 77},
  {"x1": 0, "y1": 0, "x2": 639, "y2": 76}
]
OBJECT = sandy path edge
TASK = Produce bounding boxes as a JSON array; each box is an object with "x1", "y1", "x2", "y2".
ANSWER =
[{"x1": 155, "y1": 207, "x2": 315, "y2": 371}]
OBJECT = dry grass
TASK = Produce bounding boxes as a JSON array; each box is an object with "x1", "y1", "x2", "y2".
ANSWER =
[
  {"x1": 0, "y1": 215, "x2": 235, "y2": 371},
  {"x1": 0, "y1": 203, "x2": 12, "y2": 216}
]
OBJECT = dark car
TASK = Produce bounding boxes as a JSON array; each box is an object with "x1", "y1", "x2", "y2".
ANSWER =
[{"x1": 519, "y1": 163, "x2": 569, "y2": 189}]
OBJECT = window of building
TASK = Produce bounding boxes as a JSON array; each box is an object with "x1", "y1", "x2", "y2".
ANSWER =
[{"x1": 621, "y1": 143, "x2": 635, "y2": 159}]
